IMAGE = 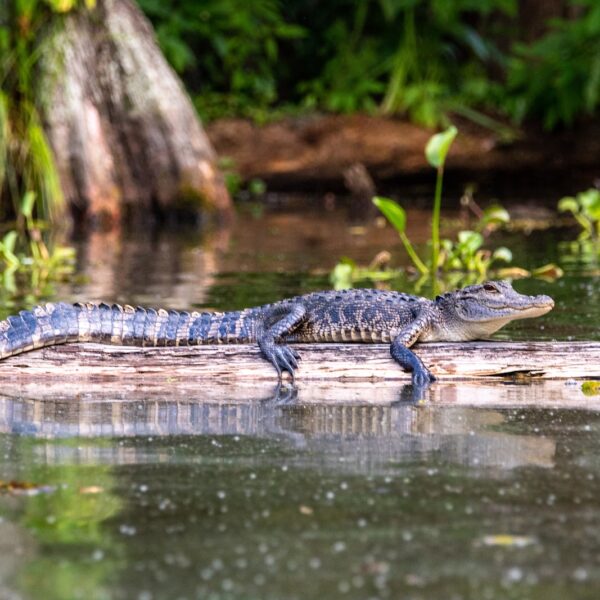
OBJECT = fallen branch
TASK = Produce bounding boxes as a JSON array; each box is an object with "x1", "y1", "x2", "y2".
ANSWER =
[{"x1": 0, "y1": 341, "x2": 597, "y2": 382}]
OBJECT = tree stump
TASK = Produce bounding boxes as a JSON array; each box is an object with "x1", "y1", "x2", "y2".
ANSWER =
[{"x1": 38, "y1": 0, "x2": 232, "y2": 226}]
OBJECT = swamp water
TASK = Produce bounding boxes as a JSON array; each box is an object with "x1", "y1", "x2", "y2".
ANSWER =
[{"x1": 1, "y1": 201, "x2": 600, "y2": 600}]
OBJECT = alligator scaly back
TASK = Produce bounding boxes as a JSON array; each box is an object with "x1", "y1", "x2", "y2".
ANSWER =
[{"x1": 0, "y1": 302, "x2": 258, "y2": 360}]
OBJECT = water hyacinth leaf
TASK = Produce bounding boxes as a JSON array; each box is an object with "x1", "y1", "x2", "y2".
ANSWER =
[
  {"x1": 457, "y1": 230, "x2": 483, "y2": 253},
  {"x1": 373, "y1": 196, "x2": 406, "y2": 233},
  {"x1": 496, "y1": 267, "x2": 530, "y2": 279},
  {"x1": 425, "y1": 125, "x2": 457, "y2": 169},
  {"x1": 530, "y1": 263, "x2": 564, "y2": 280},
  {"x1": 481, "y1": 204, "x2": 510, "y2": 227},
  {"x1": 492, "y1": 247, "x2": 513, "y2": 262},
  {"x1": 579, "y1": 189, "x2": 600, "y2": 220},
  {"x1": 558, "y1": 197, "x2": 578, "y2": 214}
]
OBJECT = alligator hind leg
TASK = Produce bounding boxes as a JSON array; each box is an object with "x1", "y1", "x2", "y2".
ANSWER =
[{"x1": 256, "y1": 303, "x2": 305, "y2": 382}]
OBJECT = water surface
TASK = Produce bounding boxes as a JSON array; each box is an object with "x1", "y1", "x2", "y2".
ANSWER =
[{"x1": 1, "y1": 200, "x2": 599, "y2": 599}]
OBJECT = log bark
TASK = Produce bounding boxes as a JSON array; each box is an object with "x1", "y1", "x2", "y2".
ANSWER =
[
  {"x1": 38, "y1": 0, "x2": 232, "y2": 226},
  {"x1": 0, "y1": 341, "x2": 597, "y2": 382}
]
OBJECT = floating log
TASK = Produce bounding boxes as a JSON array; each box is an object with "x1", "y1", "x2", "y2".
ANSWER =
[{"x1": 0, "y1": 341, "x2": 597, "y2": 382}]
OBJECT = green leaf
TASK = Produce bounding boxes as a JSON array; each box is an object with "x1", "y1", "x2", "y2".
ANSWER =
[
  {"x1": 481, "y1": 204, "x2": 510, "y2": 226},
  {"x1": 457, "y1": 230, "x2": 483, "y2": 253},
  {"x1": 578, "y1": 189, "x2": 600, "y2": 210},
  {"x1": 425, "y1": 125, "x2": 458, "y2": 169},
  {"x1": 492, "y1": 247, "x2": 513, "y2": 263},
  {"x1": 2, "y1": 230, "x2": 18, "y2": 254},
  {"x1": 330, "y1": 262, "x2": 354, "y2": 290},
  {"x1": 531, "y1": 263, "x2": 564, "y2": 280},
  {"x1": 578, "y1": 189, "x2": 600, "y2": 220},
  {"x1": 373, "y1": 196, "x2": 406, "y2": 233},
  {"x1": 21, "y1": 191, "x2": 36, "y2": 219},
  {"x1": 558, "y1": 197, "x2": 578, "y2": 213}
]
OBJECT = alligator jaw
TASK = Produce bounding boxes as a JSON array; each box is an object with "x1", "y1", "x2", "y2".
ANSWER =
[{"x1": 509, "y1": 295, "x2": 554, "y2": 320}]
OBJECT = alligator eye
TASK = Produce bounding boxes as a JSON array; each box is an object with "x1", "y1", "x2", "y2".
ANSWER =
[{"x1": 483, "y1": 283, "x2": 499, "y2": 293}]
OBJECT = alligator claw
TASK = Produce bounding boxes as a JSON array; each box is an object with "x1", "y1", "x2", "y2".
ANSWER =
[
  {"x1": 260, "y1": 340, "x2": 299, "y2": 382},
  {"x1": 274, "y1": 346, "x2": 296, "y2": 381},
  {"x1": 411, "y1": 368, "x2": 435, "y2": 388}
]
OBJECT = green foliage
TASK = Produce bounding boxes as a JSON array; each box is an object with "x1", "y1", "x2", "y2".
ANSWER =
[
  {"x1": 370, "y1": 127, "x2": 514, "y2": 282},
  {"x1": 440, "y1": 231, "x2": 512, "y2": 276},
  {"x1": 139, "y1": 0, "x2": 599, "y2": 129},
  {"x1": 0, "y1": 192, "x2": 75, "y2": 303},
  {"x1": 138, "y1": 0, "x2": 305, "y2": 120},
  {"x1": 372, "y1": 196, "x2": 428, "y2": 275},
  {"x1": 505, "y1": 0, "x2": 600, "y2": 129},
  {"x1": 557, "y1": 188, "x2": 600, "y2": 268},
  {"x1": 558, "y1": 188, "x2": 600, "y2": 240},
  {"x1": 0, "y1": 0, "x2": 81, "y2": 301},
  {"x1": 425, "y1": 125, "x2": 458, "y2": 169},
  {"x1": 0, "y1": 1, "x2": 92, "y2": 221},
  {"x1": 332, "y1": 127, "x2": 560, "y2": 291},
  {"x1": 218, "y1": 156, "x2": 267, "y2": 199}
]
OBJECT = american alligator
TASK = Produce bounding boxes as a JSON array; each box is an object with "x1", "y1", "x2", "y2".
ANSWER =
[{"x1": 0, "y1": 280, "x2": 553, "y2": 385}]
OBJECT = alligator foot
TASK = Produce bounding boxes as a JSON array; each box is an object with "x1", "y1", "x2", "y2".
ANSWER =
[
  {"x1": 390, "y1": 339, "x2": 436, "y2": 387},
  {"x1": 257, "y1": 302, "x2": 305, "y2": 381}
]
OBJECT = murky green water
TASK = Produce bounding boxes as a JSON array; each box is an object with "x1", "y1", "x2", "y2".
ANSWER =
[{"x1": 1, "y1": 201, "x2": 600, "y2": 599}]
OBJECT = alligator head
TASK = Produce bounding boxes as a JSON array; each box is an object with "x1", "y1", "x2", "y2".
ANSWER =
[{"x1": 430, "y1": 280, "x2": 554, "y2": 341}]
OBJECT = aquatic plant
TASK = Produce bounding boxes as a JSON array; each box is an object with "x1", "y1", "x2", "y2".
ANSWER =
[
  {"x1": 0, "y1": 192, "x2": 75, "y2": 305},
  {"x1": 558, "y1": 188, "x2": 600, "y2": 241},
  {"x1": 331, "y1": 126, "x2": 561, "y2": 291},
  {"x1": 372, "y1": 126, "x2": 514, "y2": 280}
]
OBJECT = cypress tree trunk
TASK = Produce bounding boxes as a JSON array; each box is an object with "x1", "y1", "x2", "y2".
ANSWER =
[{"x1": 38, "y1": 0, "x2": 232, "y2": 226}]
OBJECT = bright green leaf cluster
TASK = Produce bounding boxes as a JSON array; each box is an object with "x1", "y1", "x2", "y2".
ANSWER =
[
  {"x1": 558, "y1": 188, "x2": 600, "y2": 240},
  {"x1": 441, "y1": 231, "x2": 512, "y2": 275}
]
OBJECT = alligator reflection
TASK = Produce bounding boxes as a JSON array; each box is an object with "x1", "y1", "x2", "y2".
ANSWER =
[{"x1": 0, "y1": 384, "x2": 557, "y2": 471}]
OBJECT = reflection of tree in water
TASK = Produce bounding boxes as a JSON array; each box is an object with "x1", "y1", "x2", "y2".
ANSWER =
[
  {"x1": 0, "y1": 392, "x2": 556, "y2": 471},
  {"x1": 65, "y1": 226, "x2": 231, "y2": 307}
]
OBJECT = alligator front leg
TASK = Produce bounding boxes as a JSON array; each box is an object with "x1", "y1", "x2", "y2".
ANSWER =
[
  {"x1": 391, "y1": 314, "x2": 436, "y2": 387},
  {"x1": 256, "y1": 303, "x2": 305, "y2": 381}
]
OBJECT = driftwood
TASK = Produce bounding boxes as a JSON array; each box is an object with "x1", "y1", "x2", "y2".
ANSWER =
[{"x1": 0, "y1": 341, "x2": 597, "y2": 382}]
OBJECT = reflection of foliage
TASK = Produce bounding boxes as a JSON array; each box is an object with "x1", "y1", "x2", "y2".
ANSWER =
[
  {"x1": 9, "y1": 440, "x2": 123, "y2": 600},
  {"x1": 19, "y1": 558, "x2": 116, "y2": 600},
  {"x1": 23, "y1": 465, "x2": 120, "y2": 545},
  {"x1": 0, "y1": 192, "x2": 75, "y2": 306}
]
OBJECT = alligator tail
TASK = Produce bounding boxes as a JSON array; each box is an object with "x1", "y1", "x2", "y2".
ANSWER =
[{"x1": 0, "y1": 302, "x2": 257, "y2": 360}]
